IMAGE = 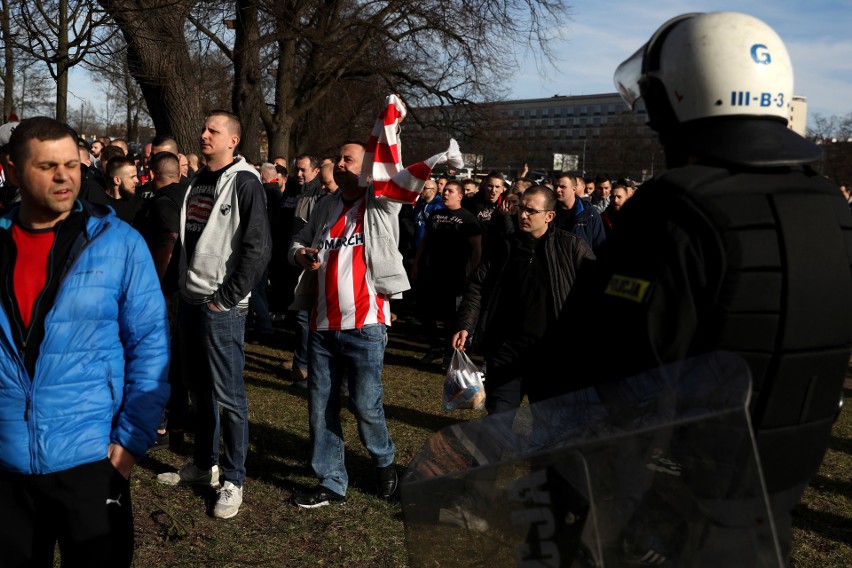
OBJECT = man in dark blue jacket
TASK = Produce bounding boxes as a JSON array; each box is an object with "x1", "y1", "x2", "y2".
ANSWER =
[
  {"x1": 553, "y1": 172, "x2": 605, "y2": 254},
  {"x1": 0, "y1": 117, "x2": 170, "y2": 567}
]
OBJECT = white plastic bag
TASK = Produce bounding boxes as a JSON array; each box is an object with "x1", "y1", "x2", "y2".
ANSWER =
[{"x1": 442, "y1": 349, "x2": 486, "y2": 411}]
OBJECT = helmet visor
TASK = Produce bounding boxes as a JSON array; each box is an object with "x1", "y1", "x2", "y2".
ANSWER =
[
  {"x1": 613, "y1": 13, "x2": 702, "y2": 110},
  {"x1": 613, "y1": 44, "x2": 647, "y2": 109}
]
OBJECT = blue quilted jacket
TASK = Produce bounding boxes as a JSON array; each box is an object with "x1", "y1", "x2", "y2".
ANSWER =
[{"x1": 0, "y1": 201, "x2": 170, "y2": 474}]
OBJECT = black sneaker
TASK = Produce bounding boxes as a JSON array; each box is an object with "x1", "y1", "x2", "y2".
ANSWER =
[
  {"x1": 419, "y1": 348, "x2": 442, "y2": 364},
  {"x1": 376, "y1": 464, "x2": 398, "y2": 498},
  {"x1": 293, "y1": 486, "x2": 345, "y2": 509},
  {"x1": 150, "y1": 430, "x2": 170, "y2": 452}
]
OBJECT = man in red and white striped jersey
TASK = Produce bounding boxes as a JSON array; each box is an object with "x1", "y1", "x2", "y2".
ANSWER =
[{"x1": 290, "y1": 131, "x2": 462, "y2": 507}]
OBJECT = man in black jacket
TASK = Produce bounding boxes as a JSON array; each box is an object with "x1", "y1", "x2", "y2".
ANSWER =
[{"x1": 452, "y1": 185, "x2": 594, "y2": 414}]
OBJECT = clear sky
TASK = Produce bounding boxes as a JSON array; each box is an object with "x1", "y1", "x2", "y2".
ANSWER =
[{"x1": 510, "y1": 1, "x2": 852, "y2": 124}]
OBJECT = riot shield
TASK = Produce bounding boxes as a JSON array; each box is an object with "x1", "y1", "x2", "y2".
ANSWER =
[{"x1": 401, "y1": 352, "x2": 781, "y2": 567}]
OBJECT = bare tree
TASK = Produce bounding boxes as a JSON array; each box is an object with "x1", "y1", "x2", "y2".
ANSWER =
[
  {"x1": 12, "y1": 0, "x2": 116, "y2": 123},
  {"x1": 12, "y1": 55, "x2": 55, "y2": 118},
  {"x1": 71, "y1": 99, "x2": 98, "y2": 136},
  {"x1": 250, "y1": 0, "x2": 570, "y2": 159},
  {"x1": 96, "y1": 0, "x2": 570, "y2": 161},
  {"x1": 83, "y1": 33, "x2": 151, "y2": 142},
  {"x1": 121, "y1": 0, "x2": 569, "y2": 160},
  {"x1": 97, "y1": 0, "x2": 205, "y2": 153},
  {"x1": 809, "y1": 112, "x2": 852, "y2": 183},
  {"x1": 0, "y1": 0, "x2": 16, "y2": 119}
]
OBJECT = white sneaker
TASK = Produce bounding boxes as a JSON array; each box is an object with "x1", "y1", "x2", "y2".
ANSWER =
[
  {"x1": 213, "y1": 481, "x2": 243, "y2": 519},
  {"x1": 156, "y1": 463, "x2": 220, "y2": 487}
]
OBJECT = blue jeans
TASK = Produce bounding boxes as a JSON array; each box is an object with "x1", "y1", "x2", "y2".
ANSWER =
[
  {"x1": 249, "y1": 267, "x2": 273, "y2": 333},
  {"x1": 179, "y1": 301, "x2": 249, "y2": 487},
  {"x1": 308, "y1": 324, "x2": 395, "y2": 496},
  {"x1": 293, "y1": 309, "x2": 310, "y2": 371}
]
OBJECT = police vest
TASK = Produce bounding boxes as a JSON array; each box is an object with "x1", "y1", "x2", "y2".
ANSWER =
[{"x1": 650, "y1": 164, "x2": 852, "y2": 492}]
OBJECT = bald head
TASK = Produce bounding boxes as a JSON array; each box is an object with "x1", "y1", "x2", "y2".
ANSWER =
[{"x1": 334, "y1": 142, "x2": 365, "y2": 192}]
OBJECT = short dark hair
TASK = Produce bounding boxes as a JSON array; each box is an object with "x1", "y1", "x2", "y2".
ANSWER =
[
  {"x1": 594, "y1": 173, "x2": 611, "y2": 186},
  {"x1": 295, "y1": 153, "x2": 319, "y2": 169},
  {"x1": 149, "y1": 151, "x2": 180, "y2": 180},
  {"x1": 99, "y1": 145, "x2": 125, "y2": 167},
  {"x1": 8, "y1": 117, "x2": 76, "y2": 165},
  {"x1": 206, "y1": 109, "x2": 241, "y2": 139},
  {"x1": 524, "y1": 185, "x2": 557, "y2": 211},
  {"x1": 437, "y1": 174, "x2": 450, "y2": 182},
  {"x1": 556, "y1": 172, "x2": 578, "y2": 185},
  {"x1": 106, "y1": 156, "x2": 136, "y2": 180},
  {"x1": 444, "y1": 180, "x2": 463, "y2": 195},
  {"x1": 486, "y1": 170, "x2": 504, "y2": 182}
]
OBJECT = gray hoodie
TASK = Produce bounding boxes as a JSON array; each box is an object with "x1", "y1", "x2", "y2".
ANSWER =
[{"x1": 179, "y1": 157, "x2": 272, "y2": 310}]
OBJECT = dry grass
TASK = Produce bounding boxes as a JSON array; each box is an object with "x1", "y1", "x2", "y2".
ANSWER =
[{"x1": 119, "y1": 317, "x2": 850, "y2": 567}]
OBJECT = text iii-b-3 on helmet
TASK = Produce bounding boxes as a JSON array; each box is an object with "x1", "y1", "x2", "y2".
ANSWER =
[{"x1": 613, "y1": 12, "x2": 822, "y2": 167}]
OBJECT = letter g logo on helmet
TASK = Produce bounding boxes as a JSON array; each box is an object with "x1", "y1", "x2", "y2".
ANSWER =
[{"x1": 750, "y1": 44, "x2": 771, "y2": 64}]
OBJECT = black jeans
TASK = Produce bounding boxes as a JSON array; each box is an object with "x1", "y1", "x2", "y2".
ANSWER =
[{"x1": 0, "y1": 458, "x2": 134, "y2": 567}]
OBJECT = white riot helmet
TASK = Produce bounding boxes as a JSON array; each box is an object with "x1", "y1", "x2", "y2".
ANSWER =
[{"x1": 614, "y1": 12, "x2": 822, "y2": 167}]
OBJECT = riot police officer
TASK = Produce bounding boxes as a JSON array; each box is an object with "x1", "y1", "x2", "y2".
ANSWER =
[{"x1": 541, "y1": 11, "x2": 852, "y2": 562}]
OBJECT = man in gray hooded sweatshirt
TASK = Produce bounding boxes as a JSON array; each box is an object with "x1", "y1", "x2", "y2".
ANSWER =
[{"x1": 157, "y1": 110, "x2": 271, "y2": 521}]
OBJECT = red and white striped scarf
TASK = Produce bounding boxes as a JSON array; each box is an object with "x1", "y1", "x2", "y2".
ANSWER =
[{"x1": 360, "y1": 94, "x2": 462, "y2": 203}]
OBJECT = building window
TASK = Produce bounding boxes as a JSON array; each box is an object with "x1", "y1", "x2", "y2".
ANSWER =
[
  {"x1": 579, "y1": 105, "x2": 588, "y2": 115},
  {"x1": 593, "y1": 105, "x2": 602, "y2": 114}
]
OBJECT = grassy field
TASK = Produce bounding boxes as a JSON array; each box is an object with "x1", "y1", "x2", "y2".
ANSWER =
[{"x1": 123, "y1": 316, "x2": 851, "y2": 567}]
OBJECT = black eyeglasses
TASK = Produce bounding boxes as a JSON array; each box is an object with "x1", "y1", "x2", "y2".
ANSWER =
[{"x1": 517, "y1": 205, "x2": 552, "y2": 216}]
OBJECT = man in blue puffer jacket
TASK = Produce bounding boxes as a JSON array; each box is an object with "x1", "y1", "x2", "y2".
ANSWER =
[{"x1": 0, "y1": 117, "x2": 170, "y2": 567}]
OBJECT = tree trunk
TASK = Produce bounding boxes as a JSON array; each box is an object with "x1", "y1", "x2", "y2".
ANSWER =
[
  {"x1": 260, "y1": 33, "x2": 298, "y2": 161},
  {"x1": 267, "y1": 114, "x2": 293, "y2": 161},
  {"x1": 55, "y1": 0, "x2": 70, "y2": 123},
  {"x1": 99, "y1": 0, "x2": 202, "y2": 154},
  {"x1": 1, "y1": 0, "x2": 14, "y2": 119},
  {"x1": 231, "y1": 0, "x2": 263, "y2": 161}
]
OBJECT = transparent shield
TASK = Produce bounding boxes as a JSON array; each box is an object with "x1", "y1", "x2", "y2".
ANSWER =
[{"x1": 401, "y1": 352, "x2": 781, "y2": 567}]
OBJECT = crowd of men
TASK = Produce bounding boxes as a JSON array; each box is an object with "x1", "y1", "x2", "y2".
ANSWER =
[
  {"x1": 0, "y1": 106, "x2": 849, "y2": 565},
  {"x1": 0, "y1": 10, "x2": 849, "y2": 567}
]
